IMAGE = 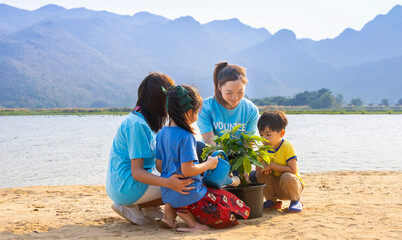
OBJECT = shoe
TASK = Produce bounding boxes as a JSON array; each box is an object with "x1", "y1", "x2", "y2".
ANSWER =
[
  {"x1": 111, "y1": 203, "x2": 151, "y2": 225},
  {"x1": 289, "y1": 201, "x2": 303, "y2": 213},
  {"x1": 263, "y1": 200, "x2": 282, "y2": 209},
  {"x1": 142, "y1": 206, "x2": 164, "y2": 220}
]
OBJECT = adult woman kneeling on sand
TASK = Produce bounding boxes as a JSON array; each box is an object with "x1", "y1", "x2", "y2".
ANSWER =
[{"x1": 106, "y1": 73, "x2": 195, "y2": 226}]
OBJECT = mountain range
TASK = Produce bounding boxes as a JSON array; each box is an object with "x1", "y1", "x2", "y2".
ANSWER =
[{"x1": 0, "y1": 4, "x2": 401, "y2": 108}]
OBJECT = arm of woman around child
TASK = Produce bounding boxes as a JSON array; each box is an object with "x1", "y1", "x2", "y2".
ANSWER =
[
  {"x1": 134, "y1": 158, "x2": 195, "y2": 195},
  {"x1": 181, "y1": 156, "x2": 219, "y2": 177},
  {"x1": 259, "y1": 159, "x2": 298, "y2": 175}
]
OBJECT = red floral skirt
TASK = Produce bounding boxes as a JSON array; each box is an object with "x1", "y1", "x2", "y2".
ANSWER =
[{"x1": 177, "y1": 188, "x2": 250, "y2": 229}]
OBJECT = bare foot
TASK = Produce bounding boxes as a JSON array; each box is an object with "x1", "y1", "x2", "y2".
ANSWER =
[
  {"x1": 176, "y1": 222, "x2": 210, "y2": 232},
  {"x1": 155, "y1": 218, "x2": 177, "y2": 229},
  {"x1": 155, "y1": 203, "x2": 177, "y2": 229}
]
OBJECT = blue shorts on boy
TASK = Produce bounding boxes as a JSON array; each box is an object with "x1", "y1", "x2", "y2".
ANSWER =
[
  {"x1": 106, "y1": 112, "x2": 156, "y2": 205},
  {"x1": 197, "y1": 97, "x2": 259, "y2": 136},
  {"x1": 156, "y1": 126, "x2": 207, "y2": 208}
]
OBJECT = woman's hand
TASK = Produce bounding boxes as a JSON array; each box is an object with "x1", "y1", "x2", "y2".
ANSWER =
[
  {"x1": 206, "y1": 156, "x2": 219, "y2": 170},
  {"x1": 166, "y1": 174, "x2": 195, "y2": 195}
]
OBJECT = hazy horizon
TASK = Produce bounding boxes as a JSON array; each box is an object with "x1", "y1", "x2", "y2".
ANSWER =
[{"x1": 1, "y1": 0, "x2": 402, "y2": 40}]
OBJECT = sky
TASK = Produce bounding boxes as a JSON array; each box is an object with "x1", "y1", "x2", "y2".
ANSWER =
[{"x1": 1, "y1": 0, "x2": 402, "y2": 40}]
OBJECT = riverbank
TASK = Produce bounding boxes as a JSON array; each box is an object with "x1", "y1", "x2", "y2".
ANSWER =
[
  {"x1": 1, "y1": 107, "x2": 401, "y2": 116},
  {"x1": 1, "y1": 171, "x2": 401, "y2": 239}
]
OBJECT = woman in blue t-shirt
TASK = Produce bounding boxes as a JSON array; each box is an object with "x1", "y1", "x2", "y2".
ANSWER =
[
  {"x1": 197, "y1": 61, "x2": 259, "y2": 149},
  {"x1": 106, "y1": 73, "x2": 195, "y2": 226}
]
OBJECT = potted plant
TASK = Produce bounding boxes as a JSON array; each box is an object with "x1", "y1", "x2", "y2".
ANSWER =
[{"x1": 201, "y1": 125, "x2": 274, "y2": 218}]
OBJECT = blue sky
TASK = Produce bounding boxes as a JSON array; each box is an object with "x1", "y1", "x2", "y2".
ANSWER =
[{"x1": 1, "y1": 0, "x2": 402, "y2": 40}]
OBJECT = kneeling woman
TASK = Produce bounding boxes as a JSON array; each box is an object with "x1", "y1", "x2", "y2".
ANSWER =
[{"x1": 106, "y1": 73, "x2": 195, "y2": 225}]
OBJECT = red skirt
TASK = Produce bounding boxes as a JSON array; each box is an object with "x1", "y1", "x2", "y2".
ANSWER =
[{"x1": 177, "y1": 188, "x2": 250, "y2": 229}]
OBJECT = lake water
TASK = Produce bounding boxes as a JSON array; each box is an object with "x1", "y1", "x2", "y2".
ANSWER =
[{"x1": 0, "y1": 114, "x2": 401, "y2": 188}]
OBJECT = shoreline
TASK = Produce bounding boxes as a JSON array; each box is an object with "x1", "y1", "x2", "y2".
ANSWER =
[
  {"x1": 1, "y1": 170, "x2": 400, "y2": 189},
  {"x1": 1, "y1": 170, "x2": 401, "y2": 239},
  {"x1": 1, "y1": 108, "x2": 402, "y2": 116}
]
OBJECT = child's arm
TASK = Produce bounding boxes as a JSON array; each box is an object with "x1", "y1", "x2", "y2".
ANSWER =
[
  {"x1": 181, "y1": 156, "x2": 218, "y2": 177},
  {"x1": 267, "y1": 159, "x2": 298, "y2": 175},
  {"x1": 156, "y1": 159, "x2": 162, "y2": 173}
]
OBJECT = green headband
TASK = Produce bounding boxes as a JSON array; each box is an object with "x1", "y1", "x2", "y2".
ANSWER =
[{"x1": 162, "y1": 85, "x2": 194, "y2": 112}]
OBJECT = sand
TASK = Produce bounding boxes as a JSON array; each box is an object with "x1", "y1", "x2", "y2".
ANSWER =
[{"x1": 0, "y1": 171, "x2": 401, "y2": 239}]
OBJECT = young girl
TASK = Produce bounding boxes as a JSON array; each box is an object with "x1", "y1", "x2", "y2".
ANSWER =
[{"x1": 155, "y1": 85, "x2": 250, "y2": 231}]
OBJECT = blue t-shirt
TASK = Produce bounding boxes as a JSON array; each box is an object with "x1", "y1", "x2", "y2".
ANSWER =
[
  {"x1": 106, "y1": 112, "x2": 156, "y2": 205},
  {"x1": 156, "y1": 126, "x2": 207, "y2": 208},
  {"x1": 197, "y1": 97, "x2": 259, "y2": 136}
]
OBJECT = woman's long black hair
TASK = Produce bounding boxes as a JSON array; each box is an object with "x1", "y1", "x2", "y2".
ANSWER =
[{"x1": 135, "y1": 72, "x2": 175, "y2": 132}]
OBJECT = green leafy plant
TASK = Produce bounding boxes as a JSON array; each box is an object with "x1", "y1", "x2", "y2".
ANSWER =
[{"x1": 201, "y1": 125, "x2": 274, "y2": 187}]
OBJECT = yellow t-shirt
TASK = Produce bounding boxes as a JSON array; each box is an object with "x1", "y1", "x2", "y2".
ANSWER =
[{"x1": 270, "y1": 139, "x2": 304, "y2": 184}]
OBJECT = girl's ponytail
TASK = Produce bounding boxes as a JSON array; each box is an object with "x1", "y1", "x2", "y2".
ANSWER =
[
  {"x1": 213, "y1": 61, "x2": 228, "y2": 104},
  {"x1": 166, "y1": 85, "x2": 202, "y2": 134}
]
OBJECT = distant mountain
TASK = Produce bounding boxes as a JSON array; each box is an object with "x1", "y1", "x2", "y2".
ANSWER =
[
  {"x1": 232, "y1": 29, "x2": 336, "y2": 97},
  {"x1": 131, "y1": 11, "x2": 169, "y2": 25},
  {"x1": 333, "y1": 55, "x2": 402, "y2": 103},
  {"x1": 204, "y1": 18, "x2": 271, "y2": 50},
  {"x1": 0, "y1": 20, "x2": 134, "y2": 108},
  {"x1": 0, "y1": 3, "x2": 401, "y2": 108},
  {"x1": 300, "y1": 5, "x2": 402, "y2": 68}
]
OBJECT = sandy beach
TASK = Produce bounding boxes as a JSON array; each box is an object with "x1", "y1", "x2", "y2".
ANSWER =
[{"x1": 1, "y1": 171, "x2": 401, "y2": 239}]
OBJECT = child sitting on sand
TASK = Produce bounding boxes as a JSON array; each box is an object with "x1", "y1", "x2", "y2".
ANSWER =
[
  {"x1": 155, "y1": 85, "x2": 250, "y2": 231},
  {"x1": 253, "y1": 110, "x2": 305, "y2": 213}
]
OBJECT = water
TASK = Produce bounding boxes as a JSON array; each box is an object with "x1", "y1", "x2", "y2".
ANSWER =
[{"x1": 0, "y1": 114, "x2": 401, "y2": 188}]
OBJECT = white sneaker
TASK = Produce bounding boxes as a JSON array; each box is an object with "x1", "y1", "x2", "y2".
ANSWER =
[
  {"x1": 111, "y1": 204, "x2": 151, "y2": 226},
  {"x1": 142, "y1": 206, "x2": 164, "y2": 220}
]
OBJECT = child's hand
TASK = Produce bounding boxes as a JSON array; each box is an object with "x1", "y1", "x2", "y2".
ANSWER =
[
  {"x1": 259, "y1": 162, "x2": 272, "y2": 175},
  {"x1": 206, "y1": 156, "x2": 219, "y2": 170},
  {"x1": 244, "y1": 172, "x2": 251, "y2": 184}
]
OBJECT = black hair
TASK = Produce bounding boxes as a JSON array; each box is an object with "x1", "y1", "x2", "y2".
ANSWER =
[
  {"x1": 166, "y1": 85, "x2": 202, "y2": 134},
  {"x1": 213, "y1": 61, "x2": 248, "y2": 108},
  {"x1": 258, "y1": 110, "x2": 288, "y2": 132},
  {"x1": 135, "y1": 72, "x2": 175, "y2": 132}
]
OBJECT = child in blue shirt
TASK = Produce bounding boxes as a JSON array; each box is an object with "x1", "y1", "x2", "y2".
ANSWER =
[{"x1": 156, "y1": 85, "x2": 250, "y2": 231}]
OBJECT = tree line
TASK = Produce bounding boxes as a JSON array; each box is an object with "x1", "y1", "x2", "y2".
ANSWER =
[{"x1": 249, "y1": 88, "x2": 402, "y2": 108}]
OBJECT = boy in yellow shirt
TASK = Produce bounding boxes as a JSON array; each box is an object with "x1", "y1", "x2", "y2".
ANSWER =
[{"x1": 254, "y1": 110, "x2": 304, "y2": 213}]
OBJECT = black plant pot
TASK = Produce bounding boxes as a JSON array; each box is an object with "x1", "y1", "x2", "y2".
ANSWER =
[{"x1": 224, "y1": 183, "x2": 266, "y2": 219}]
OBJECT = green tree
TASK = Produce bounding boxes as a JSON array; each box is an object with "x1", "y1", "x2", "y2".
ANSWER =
[
  {"x1": 309, "y1": 92, "x2": 336, "y2": 109},
  {"x1": 350, "y1": 98, "x2": 363, "y2": 106},
  {"x1": 291, "y1": 91, "x2": 310, "y2": 106},
  {"x1": 380, "y1": 99, "x2": 389, "y2": 106},
  {"x1": 335, "y1": 94, "x2": 344, "y2": 107}
]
